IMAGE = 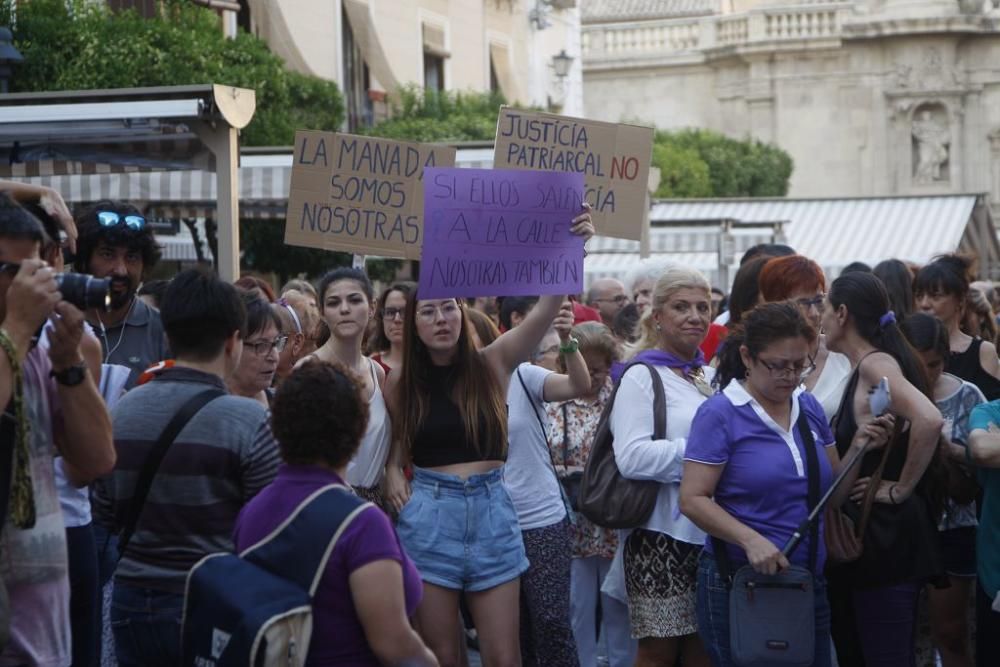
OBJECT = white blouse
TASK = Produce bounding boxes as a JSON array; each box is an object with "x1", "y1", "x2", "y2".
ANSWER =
[{"x1": 608, "y1": 363, "x2": 712, "y2": 545}]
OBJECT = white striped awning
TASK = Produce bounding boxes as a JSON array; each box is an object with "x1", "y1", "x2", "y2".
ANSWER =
[{"x1": 650, "y1": 195, "x2": 991, "y2": 275}]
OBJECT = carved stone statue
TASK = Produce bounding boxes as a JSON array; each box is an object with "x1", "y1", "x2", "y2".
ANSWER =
[{"x1": 912, "y1": 109, "x2": 950, "y2": 184}]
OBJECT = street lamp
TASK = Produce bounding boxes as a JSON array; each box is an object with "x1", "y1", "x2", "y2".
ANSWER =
[
  {"x1": 0, "y1": 28, "x2": 23, "y2": 94},
  {"x1": 552, "y1": 50, "x2": 573, "y2": 79}
]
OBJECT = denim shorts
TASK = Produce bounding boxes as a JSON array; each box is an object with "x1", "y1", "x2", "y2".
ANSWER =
[{"x1": 396, "y1": 466, "x2": 529, "y2": 592}]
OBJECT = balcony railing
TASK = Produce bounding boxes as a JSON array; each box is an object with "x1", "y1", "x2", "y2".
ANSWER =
[{"x1": 582, "y1": 3, "x2": 852, "y2": 62}]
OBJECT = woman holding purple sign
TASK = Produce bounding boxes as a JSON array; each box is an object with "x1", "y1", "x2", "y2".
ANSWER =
[{"x1": 383, "y1": 204, "x2": 594, "y2": 667}]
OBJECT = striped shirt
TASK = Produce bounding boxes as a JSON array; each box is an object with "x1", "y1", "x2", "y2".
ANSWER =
[{"x1": 92, "y1": 366, "x2": 280, "y2": 593}]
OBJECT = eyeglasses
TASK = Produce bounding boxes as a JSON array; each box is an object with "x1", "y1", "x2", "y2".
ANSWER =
[
  {"x1": 97, "y1": 211, "x2": 146, "y2": 231},
  {"x1": 757, "y1": 357, "x2": 816, "y2": 381},
  {"x1": 382, "y1": 306, "x2": 405, "y2": 321},
  {"x1": 794, "y1": 294, "x2": 825, "y2": 310},
  {"x1": 416, "y1": 302, "x2": 461, "y2": 322},
  {"x1": 0, "y1": 262, "x2": 20, "y2": 276},
  {"x1": 244, "y1": 335, "x2": 288, "y2": 357}
]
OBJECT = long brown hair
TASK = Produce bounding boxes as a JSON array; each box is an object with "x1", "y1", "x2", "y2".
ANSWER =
[{"x1": 394, "y1": 292, "x2": 509, "y2": 460}]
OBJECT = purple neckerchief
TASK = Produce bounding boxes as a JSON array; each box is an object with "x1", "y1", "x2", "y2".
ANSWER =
[{"x1": 611, "y1": 348, "x2": 706, "y2": 382}]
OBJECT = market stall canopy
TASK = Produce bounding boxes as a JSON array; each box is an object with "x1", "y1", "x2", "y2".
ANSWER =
[{"x1": 0, "y1": 84, "x2": 256, "y2": 280}]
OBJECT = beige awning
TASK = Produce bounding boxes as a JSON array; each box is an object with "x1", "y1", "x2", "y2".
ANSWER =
[
  {"x1": 422, "y1": 23, "x2": 450, "y2": 58},
  {"x1": 490, "y1": 42, "x2": 518, "y2": 103},
  {"x1": 342, "y1": 0, "x2": 398, "y2": 91}
]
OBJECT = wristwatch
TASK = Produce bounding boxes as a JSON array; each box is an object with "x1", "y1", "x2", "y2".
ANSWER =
[
  {"x1": 51, "y1": 361, "x2": 88, "y2": 387},
  {"x1": 559, "y1": 336, "x2": 580, "y2": 355}
]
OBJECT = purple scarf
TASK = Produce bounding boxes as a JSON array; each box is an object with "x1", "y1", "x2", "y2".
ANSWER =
[{"x1": 611, "y1": 348, "x2": 706, "y2": 383}]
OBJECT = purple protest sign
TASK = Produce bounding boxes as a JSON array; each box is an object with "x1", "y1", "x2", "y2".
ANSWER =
[{"x1": 418, "y1": 167, "x2": 586, "y2": 298}]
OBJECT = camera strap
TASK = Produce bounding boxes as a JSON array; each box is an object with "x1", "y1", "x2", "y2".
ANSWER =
[{"x1": 117, "y1": 388, "x2": 224, "y2": 562}]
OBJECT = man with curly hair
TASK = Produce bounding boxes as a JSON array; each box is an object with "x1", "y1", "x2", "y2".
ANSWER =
[{"x1": 73, "y1": 200, "x2": 169, "y2": 388}]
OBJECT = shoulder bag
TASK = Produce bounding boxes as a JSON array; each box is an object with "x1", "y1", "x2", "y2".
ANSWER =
[
  {"x1": 577, "y1": 362, "x2": 663, "y2": 529},
  {"x1": 117, "y1": 388, "x2": 225, "y2": 560}
]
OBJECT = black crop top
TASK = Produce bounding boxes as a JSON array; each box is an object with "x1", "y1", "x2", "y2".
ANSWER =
[
  {"x1": 946, "y1": 338, "x2": 1000, "y2": 401},
  {"x1": 410, "y1": 364, "x2": 506, "y2": 468}
]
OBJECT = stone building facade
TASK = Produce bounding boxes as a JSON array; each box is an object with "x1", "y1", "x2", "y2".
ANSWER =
[
  {"x1": 581, "y1": 0, "x2": 1000, "y2": 217},
  {"x1": 244, "y1": 0, "x2": 583, "y2": 129}
]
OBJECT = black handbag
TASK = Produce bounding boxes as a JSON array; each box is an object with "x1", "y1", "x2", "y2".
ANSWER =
[
  {"x1": 576, "y1": 363, "x2": 663, "y2": 529},
  {"x1": 712, "y1": 406, "x2": 821, "y2": 667}
]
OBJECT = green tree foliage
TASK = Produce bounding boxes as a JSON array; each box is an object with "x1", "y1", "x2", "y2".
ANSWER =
[
  {"x1": 363, "y1": 86, "x2": 508, "y2": 142},
  {"x1": 0, "y1": 0, "x2": 345, "y2": 146},
  {"x1": 653, "y1": 129, "x2": 793, "y2": 198},
  {"x1": 1, "y1": 0, "x2": 352, "y2": 280}
]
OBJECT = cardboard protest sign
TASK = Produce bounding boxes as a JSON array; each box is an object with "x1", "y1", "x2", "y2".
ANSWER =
[
  {"x1": 418, "y1": 168, "x2": 586, "y2": 299},
  {"x1": 285, "y1": 131, "x2": 457, "y2": 259},
  {"x1": 493, "y1": 107, "x2": 654, "y2": 241}
]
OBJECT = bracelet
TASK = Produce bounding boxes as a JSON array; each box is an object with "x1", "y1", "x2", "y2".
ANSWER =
[
  {"x1": 888, "y1": 484, "x2": 899, "y2": 505},
  {"x1": 559, "y1": 336, "x2": 580, "y2": 355},
  {"x1": 0, "y1": 328, "x2": 36, "y2": 528}
]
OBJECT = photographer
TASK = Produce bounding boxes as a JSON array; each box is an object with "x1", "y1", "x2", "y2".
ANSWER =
[
  {"x1": 0, "y1": 194, "x2": 115, "y2": 666},
  {"x1": 73, "y1": 200, "x2": 168, "y2": 389}
]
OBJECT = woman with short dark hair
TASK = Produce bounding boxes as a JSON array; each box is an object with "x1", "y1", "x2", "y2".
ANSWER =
[
  {"x1": 915, "y1": 254, "x2": 1000, "y2": 399},
  {"x1": 229, "y1": 291, "x2": 284, "y2": 407},
  {"x1": 681, "y1": 302, "x2": 892, "y2": 667},
  {"x1": 234, "y1": 361, "x2": 436, "y2": 666}
]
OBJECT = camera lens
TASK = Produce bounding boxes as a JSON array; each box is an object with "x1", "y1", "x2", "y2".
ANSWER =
[{"x1": 56, "y1": 273, "x2": 111, "y2": 311}]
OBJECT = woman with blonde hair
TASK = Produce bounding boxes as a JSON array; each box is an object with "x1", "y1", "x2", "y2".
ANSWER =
[{"x1": 609, "y1": 266, "x2": 714, "y2": 667}]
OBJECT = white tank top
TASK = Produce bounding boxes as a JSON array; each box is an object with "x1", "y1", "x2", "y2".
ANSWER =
[{"x1": 345, "y1": 358, "x2": 392, "y2": 488}]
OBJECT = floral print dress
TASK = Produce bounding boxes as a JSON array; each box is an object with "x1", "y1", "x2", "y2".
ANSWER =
[{"x1": 546, "y1": 379, "x2": 618, "y2": 560}]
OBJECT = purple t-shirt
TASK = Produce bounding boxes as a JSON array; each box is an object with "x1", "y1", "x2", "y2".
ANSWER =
[
  {"x1": 684, "y1": 382, "x2": 835, "y2": 570},
  {"x1": 234, "y1": 465, "x2": 422, "y2": 667}
]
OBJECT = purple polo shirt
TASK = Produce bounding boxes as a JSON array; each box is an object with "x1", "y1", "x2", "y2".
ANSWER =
[
  {"x1": 234, "y1": 465, "x2": 422, "y2": 666},
  {"x1": 684, "y1": 382, "x2": 835, "y2": 571}
]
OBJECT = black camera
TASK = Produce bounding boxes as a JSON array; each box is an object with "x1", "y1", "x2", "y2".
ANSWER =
[{"x1": 56, "y1": 272, "x2": 111, "y2": 311}]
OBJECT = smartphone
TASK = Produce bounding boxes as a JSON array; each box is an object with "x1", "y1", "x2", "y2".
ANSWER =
[{"x1": 869, "y1": 377, "x2": 891, "y2": 416}]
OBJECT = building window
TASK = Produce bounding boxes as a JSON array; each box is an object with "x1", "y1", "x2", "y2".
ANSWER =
[
  {"x1": 422, "y1": 22, "x2": 448, "y2": 92},
  {"x1": 424, "y1": 53, "x2": 445, "y2": 92},
  {"x1": 343, "y1": 8, "x2": 374, "y2": 131}
]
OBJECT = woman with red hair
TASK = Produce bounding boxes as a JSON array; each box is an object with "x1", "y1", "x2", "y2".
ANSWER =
[{"x1": 759, "y1": 255, "x2": 852, "y2": 420}]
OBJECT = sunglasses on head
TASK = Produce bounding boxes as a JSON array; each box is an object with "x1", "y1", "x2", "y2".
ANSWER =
[{"x1": 97, "y1": 211, "x2": 146, "y2": 231}]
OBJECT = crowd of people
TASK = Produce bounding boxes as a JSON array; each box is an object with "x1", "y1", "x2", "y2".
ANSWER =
[{"x1": 1, "y1": 184, "x2": 1000, "y2": 667}]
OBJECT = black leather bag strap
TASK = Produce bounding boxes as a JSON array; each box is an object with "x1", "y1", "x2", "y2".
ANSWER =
[
  {"x1": 516, "y1": 367, "x2": 572, "y2": 516},
  {"x1": 643, "y1": 363, "x2": 667, "y2": 440},
  {"x1": 797, "y1": 406, "x2": 821, "y2": 573},
  {"x1": 118, "y1": 388, "x2": 224, "y2": 561},
  {"x1": 713, "y1": 396, "x2": 821, "y2": 582}
]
